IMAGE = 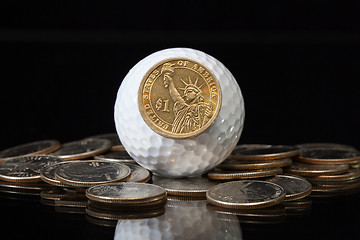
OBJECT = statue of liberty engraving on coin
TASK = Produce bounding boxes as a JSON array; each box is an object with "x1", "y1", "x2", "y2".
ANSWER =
[{"x1": 138, "y1": 58, "x2": 222, "y2": 139}]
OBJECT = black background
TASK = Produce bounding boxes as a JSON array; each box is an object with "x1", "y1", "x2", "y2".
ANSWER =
[{"x1": 1, "y1": 1, "x2": 360, "y2": 239}]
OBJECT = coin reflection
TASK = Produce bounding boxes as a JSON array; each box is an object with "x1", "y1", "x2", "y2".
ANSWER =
[{"x1": 114, "y1": 198, "x2": 242, "y2": 240}]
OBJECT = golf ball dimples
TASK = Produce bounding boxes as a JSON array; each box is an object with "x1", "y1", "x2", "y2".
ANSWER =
[{"x1": 114, "y1": 48, "x2": 244, "y2": 177}]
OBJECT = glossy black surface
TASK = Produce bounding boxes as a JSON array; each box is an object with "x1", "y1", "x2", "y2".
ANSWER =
[{"x1": 1, "y1": 2, "x2": 360, "y2": 239}]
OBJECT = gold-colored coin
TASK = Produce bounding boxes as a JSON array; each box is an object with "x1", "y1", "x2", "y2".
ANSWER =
[{"x1": 138, "y1": 58, "x2": 222, "y2": 139}]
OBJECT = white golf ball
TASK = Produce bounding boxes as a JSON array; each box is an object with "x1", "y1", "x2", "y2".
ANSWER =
[{"x1": 114, "y1": 48, "x2": 244, "y2": 177}]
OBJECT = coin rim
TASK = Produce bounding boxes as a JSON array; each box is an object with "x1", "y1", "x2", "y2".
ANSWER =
[
  {"x1": 229, "y1": 145, "x2": 300, "y2": 161},
  {"x1": 153, "y1": 177, "x2": 219, "y2": 196},
  {"x1": 207, "y1": 168, "x2": 283, "y2": 180},
  {"x1": 218, "y1": 158, "x2": 292, "y2": 170},
  {"x1": 137, "y1": 57, "x2": 222, "y2": 140}
]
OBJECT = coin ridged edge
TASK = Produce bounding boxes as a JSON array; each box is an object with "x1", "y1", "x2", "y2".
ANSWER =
[
  {"x1": 218, "y1": 158, "x2": 292, "y2": 170},
  {"x1": 207, "y1": 168, "x2": 283, "y2": 180}
]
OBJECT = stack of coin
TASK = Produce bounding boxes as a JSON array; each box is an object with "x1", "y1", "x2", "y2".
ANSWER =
[
  {"x1": 285, "y1": 143, "x2": 360, "y2": 197},
  {"x1": 207, "y1": 145, "x2": 298, "y2": 181}
]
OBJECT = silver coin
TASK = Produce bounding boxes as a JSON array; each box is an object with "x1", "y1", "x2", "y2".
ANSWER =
[
  {"x1": 218, "y1": 158, "x2": 292, "y2": 170},
  {"x1": 206, "y1": 180, "x2": 286, "y2": 209},
  {"x1": 84, "y1": 133, "x2": 122, "y2": 148},
  {"x1": 86, "y1": 182, "x2": 166, "y2": 204},
  {"x1": 51, "y1": 138, "x2": 112, "y2": 160},
  {"x1": 266, "y1": 175, "x2": 312, "y2": 201},
  {"x1": 296, "y1": 143, "x2": 357, "y2": 151},
  {"x1": 0, "y1": 140, "x2": 61, "y2": 162},
  {"x1": 40, "y1": 161, "x2": 75, "y2": 187},
  {"x1": 125, "y1": 163, "x2": 151, "y2": 183},
  {"x1": 55, "y1": 160, "x2": 131, "y2": 187},
  {"x1": 284, "y1": 162, "x2": 349, "y2": 176},
  {"x1": 94, "y1": 149, "x2": 135, "y2": 163},
  {"x1": 0, "y1": 155, "x2": 63, "y2": 182},
  {"x1": 233, "y1": 144, "x2": 272, "y2": 151},
  {"x1": 152, "y1": 176, "x2": 219, "y2": 196},
  {"x1": 298, "y1": 149, "x2": 360, "y2": 164},
  {"x1": 207, "y1": 168, "x2": 283, "y2": 180},
  {"x1": 230, "y1": 145, "x2": 300, "y2": 161}
]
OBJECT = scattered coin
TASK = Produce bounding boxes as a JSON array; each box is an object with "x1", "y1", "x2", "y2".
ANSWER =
[
  {"x1": 0, "y1": 140, "x2": 61, "y2": 162},
  {"x1": 296, "y1": 143, "x2": 357, "y2": 151},
  {"x1": 0, "y1": 155, "x2": 63, "y2": 182},
  {"x1": 218, "y1": 158, "x2": 292, "y2": 170},
  {"x1": 229, "y1": 145, "x2": 300, "y2": 161},
  {"x1": 152, "y1": 176, "x2": 219, "y2": 196},
  {"x1": 305, "y1": 169, "x2": 360, "y2": 183},
  {"x1": 84, "y1": 133, "x2": 124, "y2": 150},
  {"x1": 55, "y1": 160, "x2": 131, "y2": 187},
  {"x1": 207, "y1": 168, "x2": 283, "y2": 180},
  {"x1": 297, "y1": 149, "x2": 360, "y2": 164},
  {"x1": 51, "y1": 138, "x2": 112, "y2": 160},
  {"x1": 206, "y1": 180, "x2": 286, "y2": 209},
  {"x1": 284, "y1": 162, "x2": 349, "y2": 177},
  {"x1": 94, "y1": 149, "x2": 135, "y2": 163},
  {"x1": 40, "y1": 161, "x2": 75, "y2": 187},
  {"x1": 233, "y1": 144, "x2": 272, "y2": 151},
  {"x1": 266, "y1": 175, "x2": 312, "y2": 201},
  {"x1": 125, "y1": 163, "x2": 151, "y2": 183},
  {"x1": 85, "y1": 182, "x2": 167, "y2": 205}
]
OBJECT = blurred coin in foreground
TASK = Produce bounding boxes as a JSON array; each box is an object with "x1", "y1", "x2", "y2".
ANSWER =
[
  {"x1": 266, "y1": 175, "x2": 312, "y2": 201},
  {"x1": 206, "y1": 180, "x2": 285, "y2": 209},
  {"x1": 55, "y1": 160, "x2": 131, "y2": 187},
  {"x1": 0, "y1": 140, "x2": 60, "y2": 162},
  {"x1": 0, "y1": 155, "x2": 63, "y2": 182},
  {"x1": 51, "y1": 139, "x2": 112, "y2": 160}
]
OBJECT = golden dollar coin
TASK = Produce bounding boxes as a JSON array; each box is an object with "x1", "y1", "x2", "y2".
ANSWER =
[{"x1": 138, "y1": 58, "x2": 222, "y2": 139}]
